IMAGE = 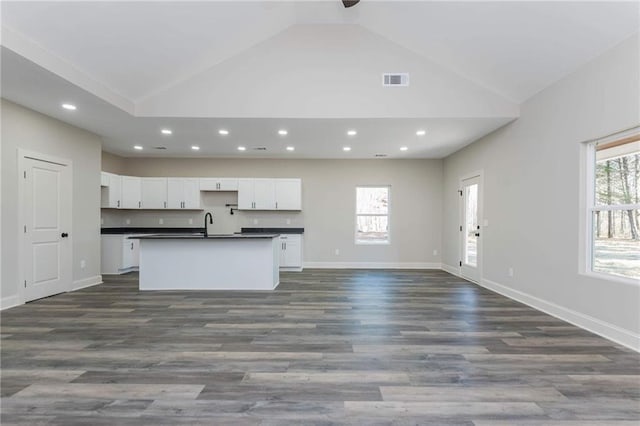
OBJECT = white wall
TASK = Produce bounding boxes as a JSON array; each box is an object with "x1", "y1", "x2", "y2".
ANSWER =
[
  {"x1": 1, "y1": 100, "x2": 102, "y2": 308},
  {"x1": 442, "y1": 35, "x2": 640, "y2": 349},
  {"x1": 102, "y1": 157, "x2": 443, "y2": 268}
]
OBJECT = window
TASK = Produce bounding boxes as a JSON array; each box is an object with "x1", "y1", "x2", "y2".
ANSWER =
[
  {"x1": 356, "y1": 186, "x2": 389, "y2": 244},
  {"x1": 587, "y1": 130, "x2": 640, "y2": 281}
]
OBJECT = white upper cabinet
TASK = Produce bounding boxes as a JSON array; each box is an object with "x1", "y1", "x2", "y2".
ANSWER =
[
  {"x1": 253, "y1": 179, "x2": 276, "y2": 210},
  {"x1": 200, "y1": 178, "x2": 238, "y2": 191},
  {"x1": 237, "y1": 178, "x2": 301, "y2": 211},
  {"x1": 141, "y1": 178, "x2": 167, "y2": 209},
  {"x1": 100, "y1": 172, "x2": 121, "y2": 208},
  {"x1": 275, "y1": 179, "x2": 302, "y2": 210},
  {"x1": 167, "y1": 178, "x2": 201, "y2": 209},
  {"x1": 121, "y1": 176, "x2": 142, "y2": 209}
]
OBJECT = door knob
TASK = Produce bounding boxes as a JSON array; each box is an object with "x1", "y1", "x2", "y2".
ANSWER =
[{"x1": 61, "y1": 232, "x2": 69, "y2": 238}]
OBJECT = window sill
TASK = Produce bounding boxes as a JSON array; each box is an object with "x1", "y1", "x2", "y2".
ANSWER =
[{"x1": 580, "y1": 270, "x2": 640, "y2": 287}]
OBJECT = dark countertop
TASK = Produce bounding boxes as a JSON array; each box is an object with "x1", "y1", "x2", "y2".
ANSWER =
[
  {"x1": 241, "y1": 227, "x2": 304, "y2": 234},
  {"x1": 102, "y1": 227, "x2": 204, "y2": 235},
  {"x1": 131, "y1": 233, "x2": 280, "y2": 240}
]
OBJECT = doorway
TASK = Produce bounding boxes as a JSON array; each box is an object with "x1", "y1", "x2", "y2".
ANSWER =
[
  {"x1": 460, "y1": 174, "x2": 482, "y2": 283},
  {"x1": 19, "y1": 151, "x2": 72, "y2": 302}
]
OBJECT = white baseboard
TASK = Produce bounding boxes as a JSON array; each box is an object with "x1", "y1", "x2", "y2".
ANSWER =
[
  {"x1": 441, "y1": 263, "x2": 460, "y2": 276},
  {"x1": 0, "y1": 294, "x2": 20, "y2": 310},
  {"x1": 72, "y1": 275, "x2": 103, "y2": 291},
  {"x1": 479, "y1": 277, "x2": 640, "y2": 352},
  {"x1": 304, "y1": 262, "x2": 441, "y2": 270}
]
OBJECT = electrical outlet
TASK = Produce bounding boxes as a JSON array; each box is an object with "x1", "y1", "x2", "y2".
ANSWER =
[
  {"x1": 508, "y1": 267, "x2": 514, "y2": 277},
  {"x1": 188, "y1": 218, "x2": 193, "y2": 225},
  {"x1": 159, "y1": 218, "x2": 164, "y2": 225},
  {"x1": 286, "y1": 218, "x2": 291, "y2": 225},
  {"x1": 484, "y1": 219, "x2": 489, "y2": 227},
  {"x1": 433, "y1": 249, "x2": 438, "y2": 256},
  {"x1": 253, "y1": 219, "x2": 258, "y2": 225},
  {"x1": 335, "y1": 249, "x2": 340, "y2": 256},
  {"x1": 125, "y1": 218, "x2": 131, "y2": 225},
  {"x1": 80, "y1": 260, "x2": 86, "y2": 269}
]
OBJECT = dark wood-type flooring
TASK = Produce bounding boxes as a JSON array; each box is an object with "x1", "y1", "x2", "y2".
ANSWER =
[{"x1": 1, "y1": 269, "x2": 639, "y2": 425}]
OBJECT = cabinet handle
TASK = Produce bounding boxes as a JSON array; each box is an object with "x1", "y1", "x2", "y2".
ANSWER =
[
  {"x1": 131, "y1": 242, "x2": 134, "y2": 250},
  {"x1": 276, "y1": 202, "x2": 278, "y2": 209},
  {"x1": 117, "y1": 200, "x2": 120, "y2": 208},
  {"x1": 164, "y1": 201, "x2": 167, "y2": 208},
  {"x1": 139, "y1": 201, "x2": 141, "y2": 208},
  {"x1": 217, "y1": 183, "x2": 220, "y2": 190}
]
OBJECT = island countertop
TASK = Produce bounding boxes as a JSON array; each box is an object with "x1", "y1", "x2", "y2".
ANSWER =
[{"x1": 130, "y1": 233, "x2": 280, "y2": 240}]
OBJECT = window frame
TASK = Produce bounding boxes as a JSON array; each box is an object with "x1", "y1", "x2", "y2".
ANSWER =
[
  {"x1": 583, "y1": 128, "x2": 640, "y2": 285},
  {"x1": 355, "y1": 185, "x2": 391, "y2": 245}
]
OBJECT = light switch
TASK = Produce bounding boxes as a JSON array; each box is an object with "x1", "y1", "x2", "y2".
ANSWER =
[
  {"x1": 483, "y1": 219, "x2": 489, "y2": 227},
  {"x1": 159, "y1": 218, "x2": 164, "y2": 225},
  {"x1": 125, "y1": 219, "x2": 131, "y2": 225}
]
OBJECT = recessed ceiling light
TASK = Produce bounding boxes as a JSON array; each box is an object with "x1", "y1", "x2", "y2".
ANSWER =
[
  {"x1": 237, "y1": 146, "x2": 246, "y2": 151},
  {"x1": 191, "y1": 146, "x2": 200, "y2": 151},
  {"x1": 286, "y1": 146, "x2": 295, "y2": 151},
  {"x1": 219, "y1": 129, "x2": 229, "y2": 135},
  {"x1": 416, "y1": 130, "x2": 426, "y2": 136},
  {"x1": 400, "y1": 146, "x2": 408, "y2": 151},
  {"x1": 61, "y1": 103, "x2": 76, "y2": 110},
  {"x1": 133, "y1": 145, "x2": 143, "y2": 150},
  {"x1": 347, "y1": 130, "x2": 357, "y2": 136},
  {"x1": 343, "y1": 146, "x2": 352, "y2": 151},
  {"x1": 161, "y1": 129, "x2": 172, "y2": 135},
  {"x1": 278, "y1": 129, "x2": 288, "y2": 136}
]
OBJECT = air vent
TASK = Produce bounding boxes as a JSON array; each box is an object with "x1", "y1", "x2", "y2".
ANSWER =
[
  {"x1": 382, "y1": 73, "x2": 409, "y2": 87},
  {"x1": 253, "y1": 147, "x2": 267, "y2": 151},
  {"x1": 375, "y1": 154, "x2": 388, "y2": 158},
  {"x1": 153, "y1": 146, "x2": 167, "y2": 150}
]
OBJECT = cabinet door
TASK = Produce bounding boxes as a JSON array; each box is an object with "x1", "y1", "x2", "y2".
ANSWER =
[
  {"x1": 166, "y1": 178, "x2": 184, "y2": 209},
  {"x1": 217, "y1": 178, "x2": 238, "y2": 191},
  {"x1": 275, "y1": 179, "x2": 301, "y2": 210},
  {"x1": 100, "y1": 172, "x2": 109, "y2": 187},
  {"x1": 183, "y1": 178, "x2": 201, "y2": 209},
  {"x1": 101, "y1": 173, "x2": 121, "y2": 208},
  {"x1": 121, "y1": 176, "x2": 142, "y2": 209},
  {"x1": 237, "y1": 179, "x2": 254, "y2": 209},
  {"x1": 141, "y1": 178, "x2": 167, "y2": 209},
  {"x1": 282, "y1": 235, "x2": 302, "y2": 267},
  {"x1": 131, "y1": 238, "x2": 140, "y2": 267},
  {"x1": 253, "y1": 179, "x2": 276, "y2": 210},
  {"x1": 121, "y1": 237, "x2": 136, "y2": 269}
]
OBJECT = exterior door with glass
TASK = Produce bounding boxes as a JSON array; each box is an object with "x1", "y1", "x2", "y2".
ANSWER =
[{"x1": 460, "y1": 175, "x2": 481, "y2": 282}]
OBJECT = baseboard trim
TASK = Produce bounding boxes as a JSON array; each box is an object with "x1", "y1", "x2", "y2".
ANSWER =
[
  {"x1": 72, "y1": 275, "x2": 103, "y2": 291},
  {"x1": 304, "y1": 262, "x2": 441, "y2": 270},
  {"x1": 441, "y1": 263, "x2": 460, "y2": 276},
  {"x1": 479, "y1": 277, "x2": 640, "y2": 352},
  {"x1": 0, "y1": 294, "x2": 20, "y2": 311}
]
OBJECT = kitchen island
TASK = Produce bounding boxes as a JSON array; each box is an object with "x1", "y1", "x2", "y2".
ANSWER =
[{"x1": 132, "y1": 234, "x2": 280, "y2": 291}]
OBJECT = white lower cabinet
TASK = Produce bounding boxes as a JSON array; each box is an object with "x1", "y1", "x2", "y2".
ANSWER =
[
  {"x1": 279, "y1": 234, "x2": 303, "y2": 271},
  {"x1": 101, "y1": 235, "x2": 141, "y2": 274}
]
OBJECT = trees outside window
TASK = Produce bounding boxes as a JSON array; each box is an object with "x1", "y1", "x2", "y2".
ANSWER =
[
  {"x1": 590, "y1": 134, "x2": 640, "y2": 280},
  {"x1": 356, "y1": 186, "x2": 389, "y2": 244}
]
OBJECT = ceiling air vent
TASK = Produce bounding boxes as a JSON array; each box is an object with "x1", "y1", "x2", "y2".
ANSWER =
[
  {"x1": 153, "y1": 146, "x2": 167, "y2": 150},
  {"x1": 382, "y1": 73, "x2": 409, "y2": 87},
  {"x1": 253, "y1": 147, "x2": 267, "y2": 151},
  {"x1": 375, "y1": 154, "x2": 388, "y2": 158}
]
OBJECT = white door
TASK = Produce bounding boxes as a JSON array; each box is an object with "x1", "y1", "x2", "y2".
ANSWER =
[
  {"x1": 121, "y1": 176, "x2": 141, "y2": 209},
  {"x1": 460, "y1": 175, "x2": 481, "y2": 282},
  {"x1": 275, "y1": 179, "x2": 301, "y2": 210},
  {"x1": 237, "y1": 179, "x2": 254, "y2": 209},
  {"x1": 141, "y1": 178, "x2": 167, "y2": 209},
  {"x1": 254, "y1": 179, "x2": 276, "y2": 210},
  {"x1": 182, "y1": 178, "x2": 201, "y2": 209},
  {"x1": 21, "y1": 156, "x2": 72, "y2": 302}
]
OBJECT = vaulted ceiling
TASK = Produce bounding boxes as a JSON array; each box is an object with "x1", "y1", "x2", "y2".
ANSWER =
[{"x1": 2, "y1": 1, "x2": 638, "y2": 158}]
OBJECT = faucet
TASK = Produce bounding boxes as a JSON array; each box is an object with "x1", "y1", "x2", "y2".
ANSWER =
[{"x1": 204, "y1": 212, "x2": 213, "y2": 237}]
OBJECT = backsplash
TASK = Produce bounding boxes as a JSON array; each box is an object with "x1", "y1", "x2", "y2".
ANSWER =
[{"x1": 101, "y1": 192, "x2": 304, "y2": 234}]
